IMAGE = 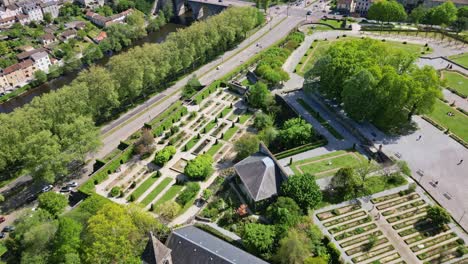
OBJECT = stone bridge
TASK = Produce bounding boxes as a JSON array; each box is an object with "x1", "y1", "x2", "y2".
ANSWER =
[{"x1": 174, "y1": 0, "x2": 254, "y2": 19}]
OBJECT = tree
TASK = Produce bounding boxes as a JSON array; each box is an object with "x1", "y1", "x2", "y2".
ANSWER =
[
  {"x1": 182, "y1": 75, "x2": 202, "y2": 99},
  {"x1": 258, "y1": 126, "x2": 278, "y2": 147},
  {"x1": 275, "y1": 229, "x2": 313, "y2": 264},
  {"x1": 367, "y1": 0, "x2": 407, "y2": 29},
  {"x1": 281, "y1": 173, "x2": 322, "y2": 212},
  {"x1": 153, "y1": 146, "x2": 176, "y2": 166},
  {"x1": 38, "y1": 192, "x2": 68, "y2": 217},
  {"x1": 253, "y1": 112, "x2": 274, "y2": 130},
  {"x1": 134, "y1": 128, "x2": 155, "y2": 156},
  {"x1": 156, "y1": 200, "x2": 181, "y2": 220},
  {"x1": 184, "y1": 154, "x2": 213, "y2": 180},
  {"x1": 32, "y1": 70, "x2": 47, "y2": 86},
  {"x1": 278, "y1": 118, "x2": 314, "y2": 148},
  {"x1": 43, "y1": 12, "x2": 53, "y2": 24},
  {"x1": 247, "y1": 82, "x2": 272, "y2": 109},
  {"x1": 234, "y1": 133, "x2": 259, "y2": 160},
  {"x1": 51, "y1": 217, "x2": 83, "y2": 263},
  {"x1": 266, "y1": 197, "x2": 302, "y2": 228},
  {"x1": 175, "y1": 182, "x2": 200, "y2": 206},
  {"x1": 242, "y1": 223, "x2": 276, "y2": 257},
  {"x1": 304, "y1": 257, "x2": 328, "y2": 264},
  {"x1": 409, "y1": 5, "x2": 428, "y2": 25},
  {"x1": 330, "y1": 167, "x2": 363, "y2": 199},
  {"x1": 425, "y1": 1, "x2": 457, "y2": 26},
  {"x1": 426, "y1": 205, "x2": 451, "y2": 227}
]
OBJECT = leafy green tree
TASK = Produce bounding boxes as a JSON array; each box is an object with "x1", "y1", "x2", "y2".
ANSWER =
[
  {"x1": 153, "y1": 146, "x2": 176, "y2": 166},
  {"x1": 275, "y1": 229, "x2": 313, "y2": 264},
  {"x1": 51, "y1": 217, "x2": 83, "y2": 263},
  {"x1": 156, "y1": 200, "x2": 181, "y2": 220},
  {"x1": 175, "y1": 182, "x2": 200, "y2": 205},
  {"x1": 425, "y1": 1, "x2": 457, "y2": 26},
  {"x1": 278, "y1": 118, "x2": 314, "y2": 148},
  {"x1": 409, "y1": 5, "x2": 428, "y2": 24},
  {"x1": 242, "y1": 223, "x2": 276, "y2": 258},
  {"x1": 234, "y1": 133, "x2": 260, "y2": 160},
  {"x1": 281, "y1": 173, "x2": 322, "y2": 212},
  {"x1": 258, "y1": 126, "x2": 278, "y2": 147},
  {"x1": 182, "y1": 75, "x2": 202, "y2": 99},
  {"x1": 331, "y1": 167, "x2": 363, "y2": 199},
  {"x1": 247, "y1": 82, "x2": 272, "y2": 109},
  {"x1": 253, "y1": 112, "x2": 274, "y2": 130},
  {"x1": 367, "y1": 0, "x2": 407, "y2": 28},
  {"x1": 266, "y1": 197, "x2": 302, "y2": 228},
  {"x1": 426, "y1": 205, "x2": 451, "y2": 227},
  {"x1": 32, "y1": 70, "x2": 47, "y2": 86},
  {"x1": 184, "y1": 154, "x2": 213, "y2": 180},
  {"x1": 38, "y1": 192, "x2": 68, "y2": 217}
]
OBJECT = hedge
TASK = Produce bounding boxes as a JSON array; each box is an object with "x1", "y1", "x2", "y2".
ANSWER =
[
  {"x1": 274, "y1": 139, "x2": 328, "y2": 159},
  {"x1": 457, "y1": 107, "x2": 468, "y2": 117},
  {"x1": 449, "y1": 134, "x2": 468, "y2": 149},
  {"x1": 421, "y1": 116, "x2": 445, "y2": 131},
  {"x1": 175, "y1": 182, "x2": 201, "y2": 206},
  {"x1": 447, "y1": 87, "x2": 467, "y2": 99},
  {"x1": 79, "y1": 144, "x2": 134, "y2": 194},
  {"x1": 193, "y1": 80, "x2": 222, "y2": 104},
  {"x1": 151, "y1": 106, "x2": 188, "y2": 137}
]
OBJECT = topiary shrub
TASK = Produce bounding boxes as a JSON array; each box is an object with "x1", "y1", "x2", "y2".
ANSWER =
[{"x1": 110, "y1": 186, "x2": 121, "y2": 197}]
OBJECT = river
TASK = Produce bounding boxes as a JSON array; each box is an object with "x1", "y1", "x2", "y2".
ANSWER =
[{"x1": 0, "y1": 21, "x2": 188, "y2": 114}]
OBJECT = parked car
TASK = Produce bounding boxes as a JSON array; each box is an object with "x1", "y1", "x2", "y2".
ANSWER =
[
  {"x1": 26, "y1": 195, "x2": 37, "y2": 203},
  {"x1": 3, "y1": 226, "x2": 15, "y2": 232},
  {"x1": 0, "y1": 232, "x2": 5, "y2": 239},
  {"x1": 67, "y1": 181, "x2": 78, "y2": 187},
  {"x1": 60, "y1": 186, "x2": 72, "y2": 193},
  {"x1": 41, "y1": 185, "x2": 53, "y2": 193},
  {"x1": 307, "y1": 10, "x2": 312, "y2": 15},
  {"x1": 0, "y1": 216, "x2": 5, "y2": 223}
]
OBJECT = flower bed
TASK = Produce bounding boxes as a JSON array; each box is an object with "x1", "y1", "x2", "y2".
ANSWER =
[
  {"x1": 206, "y1": 142, "x2": 224, "y2": 157},
  {"x1": 386, "y1": 206, "x2": 428, "y2": 223},
  {"x1": 351, "y1": 245, "x2": 395, "y2": 263},
  {"x1": 211, "y1": 122, "x2": 227, "y2": 137},
  {"x1": 371, "y1": 193, "x2": 401, "y2": 204},
  {"x1": 392, "y1": 216, "x2": 428, "y2": 230},
  {"x1": 190, "y1": 116, "x2": 206, "y2": 130},
  {"x1": 329, "y1": 216, "x2": 372, "y2": 234},
  {"x1": 417, "y1": 241, "x2": 459, "y2": 260},
  {"x1": 376, "y1": 193, "x2": 420, "y2": 210},
  {"x1": 410, "y1": 232, "x2": 456, "y2": 252},
  {"x1": 382, "y1": 199, "x2": 425, "y2": 216},
  {"x1": 398, "y1": 223, "x2": 448, "y2": 238},
  {"x1": 340, "y1": 231, "x2": 383, "y2": 248},
  {"x1": 334, "y1": 223, "x2": 377, "y2": 241},
  {"x1": 323, "y1": 211, "x2": 366, "y2": 227},
  {"x1": 317, "y1": 204, "x2": 361, "y2": 221},
  {"x1": 379, "y1": 252, "x2": 401, "y2": 263},
  {"x1": 202, "y1": 120, "x2": 217, "y2": 134},
  {"x1": 345, "y1": 238, "x2": 389, "y2": 255}
]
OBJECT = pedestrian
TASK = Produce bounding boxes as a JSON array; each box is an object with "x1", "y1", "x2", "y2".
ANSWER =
[
  {"x1": 435, "y1": 181, "x2": 439, "y2": 185},
  {"x1": 458, "y1": 159, "x2": 464, "y2": 165},
  {"x1": 417, "y1": 135, "x2": 422, "y2": 141}
]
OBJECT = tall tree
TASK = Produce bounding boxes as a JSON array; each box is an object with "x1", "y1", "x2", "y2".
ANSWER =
[
  {"x1": 281, "y1": 173, "x2": 322, "y2": 212},
  {"x1": 425, "y1": 1, "x2": 458, "y2": 26},
  {"x1": 275, "y1": 229, "x2": 313, "y2": 264},
  {"x1": 38, "y1": 192, "x2": 68, "y2": 217},
  {"x1": 367, "y1": 0, "x2": 407, "y2": 30},
  {"x1": 234, "y1": 133, "x2": 260, "y2": 160},
  {"x1": 242, "y1": 223, "x2": 276, "y2": 258}
]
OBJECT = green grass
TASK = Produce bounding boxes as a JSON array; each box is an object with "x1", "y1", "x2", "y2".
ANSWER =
[
  {"x1": 223, "y1": 126, "x2": 240, "y2": 141},
  {"x1": 128, "y1": 173, "x2": 160, "y2": 201},
  {"x1": 442, "y1": 71, "x2": 468, "y2": 96},
  {"x1": 154, "y1": 185, "x2": 184, "y2": 207},
  {"x1": 291, "y1": 150, "x2": 368, "y2": 178},
  {"x1": 183, "y1": 136, "x2": 201, "y2": 151},
  {"x1": 297, "y1": 99, "x2": 344, "y2": 140},
  {"x1": 202, "y1": 120, "x2": 217, "y2": 134},
  {"x1": 219, "y1": 106, "x2": 233, "y2": 118},
  {"x1": 426, "y1": 100, "x2": 468, "y2": 142},
  {"x1": 140, "y1": 177, "x2": 172, "y2": 206},
  {"x1": 449, "y1": 53, "x2": 468, "y2": 68},
  {"x1": 319, "y1": 19, "x2": 343, "y2": 28},
  {"x1": 0, "y1": 243, "x2": 7, "y2": 256},
  {"x1": 206, "y1": 142, "x2": 224, "y2": 156},
  {"x1": 239, "y1": 113, "x2": 252, "y2": 124}
]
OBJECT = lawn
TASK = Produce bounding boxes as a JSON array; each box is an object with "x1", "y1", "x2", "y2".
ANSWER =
[
  {"x1": 223, "y1": 126, "x2": 240, "y2": 141},
  {"x1": 183, "y1": 136, "x2": 200, "y2": 151},
  {"x1": 201, "y1": 120, "x2": 217, "y2": 134},
  {"x1": 140, "y1": 177, "x2": 172, "y2": 206},
  {"x1": 239, "y1": 113, "x2": 252, "y2": 124},
  {"x1": 319, "y1": 19, "x2": 343, "y2": 28},
  {"x1": 0, "y1": 243, "x2": 7, "y2": 256},
  {"x1": 449, "y1": 53, "x2": 468, "y2": 68},
  {"x1": 426, "y1": 100, "x2": 468, "y2": 142},
  {"x1": 442, "y1": 70, "x2": 468, "y2": 96},
  {"x1": 128, "y1": 172, "x2": 160, "y2": 201},
  {"x1": 154, "y1": 185, "x2": 184, "y2": 207},
  {"x1": 219, "y1": 106, "x2": 233, "y2": 118},
  {"x1": 206, "y1": 142, "x2": 224, "y2": 156},
  {"x1": 291, "y1": 150, "x2": 368, "y2": 178}
]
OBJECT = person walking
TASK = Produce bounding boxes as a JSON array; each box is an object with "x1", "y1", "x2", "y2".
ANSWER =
[{"x1": 458, "y1": 159, "x2": 463, "y2": 165}]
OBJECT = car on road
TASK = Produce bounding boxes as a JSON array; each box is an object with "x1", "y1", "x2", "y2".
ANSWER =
[
  {"x1": 41, "y1": 185, "x2": 53, "y2": 193},
  {"x1": 67, "y1": 181, "x2": 78, "y2": 187},
  {"x1": 0, "y1": 216, "x2": 5, "y2": 223},
  {"x1": 307, "y1": 10, "x2": 312, "y2": 15},
  {"x1": 60, "y1": 186, "x2": 72, "y2": 193},
  {"x1": 3, "y1": 226, "x2": 15, "y2": 232}
]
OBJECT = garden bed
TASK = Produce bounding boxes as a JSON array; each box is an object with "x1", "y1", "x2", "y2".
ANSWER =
[
  {"x1": 128, "y1": 172, "x2": 160, "y2": 201},
  {"x1": 334, "y1": 223, "x2": 377, "y2": 241},
  {"x1": 416, "y1": 241, "x2": 460, "y2": 260},
  {"x1": 316, "y1": 204, "x2": 361, "y2": 221},
  {"x1": 223, "y1": 126, "x2": 240, "y2": 141},
  {"x1": 351, "y1": 245, "x2": 395, "y2": 263},
  {"x1": 392, "y1": 216, "x2": 428, "y2": 230},
  {"x1": 193, "y1": 139, "x2": 211, "y2": 155},
  {"x1": 371, "y1": 192, "x2": 401, "y2": 204},
  {"x1": 329, "y1": 216, "x2": 372, "y2": 234},
  {"x1": 386, "y1": 206, "x2": 428, "y2": 223},
  {"x1": 345, "y1": 238, "x2": 389, "y2": 256},
  {"x1": 340, "y1": 231, "x2": 383, "y2": 248},
  {"x1": 410, "y1": 232, "x2": 457, "y2": 252},
  {"x1": 206, "y1": 142, "x2": 224, "y2": 157},
  {"x1": 382, "y1": 199, "x2": 425, "y2": 216},
  {"x1": 153, "y1": 184, "x2": 184, "y2": 207},
  {"x1": 211, "y1": 123, "x2": 227, "y2": 137},
  {"x1": 140, "y1": 177, "x2": 172, "y2": 206},
  {"x1": 376, "y1": 193, "x2": 420, "y2": 210},
  {"x1": 323, "y1": 211, "x2": 366, "y2": 227}
]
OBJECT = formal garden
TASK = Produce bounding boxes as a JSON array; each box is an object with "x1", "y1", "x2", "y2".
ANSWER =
[
  {"x1": 449, "y1": 53, "x2": 468, "y2": 68},
  {"x1": 441, "y1": 70, "x2": 468, "y2": 98}
]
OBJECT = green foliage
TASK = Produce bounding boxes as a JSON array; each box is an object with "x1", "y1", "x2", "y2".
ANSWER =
[
  {"x1": 234, "y1": 133, "x2": 260, "y2": 160},
  {"x1": 367, "y1": 0, "x2": 407, "y2": 23},
  {"x1": 156, "y1": 200, "x2": 181, "y2": 220},
  {"x1": 424, "y1": 1, "x2": 458, "y2": 25},
  {"x1": 110, "y1": 186, "x2": 122, "y2": 197},
  {"x1": 247, "y1": 81, "x2": 273, "y2": 109},
  {"x1": 281, "y1": 173, "x2": 322, "y2": 212},
  {"x1": 51, "y1": 217, "x2": 83, "y2": 263},
  {"x1": 175, "y1": 182, "x2": 201, "y2": 206},
  {"x1": 307, "y1": 38, "x2": 441, "y2": 131},
  {"x1": 242, "y1": 223, "x2": 276, "y2": 258},
  {"x1": 255, "y1": 47, "x2": 290, "y2": 85},
  {"x1": 32, "y1": 70, "x2": 47, "y2": 87},
  {"x1": 184, "y1": 154, "x2": 214, "y2": 181},
  {"x1": 153, "y1": 146, "x2": 176, "y2": 166},
  {"x1": 182, "y1": 75, "x2": 203, "y2": 99},
  {"x1": 278, "y1": 118, "x2": 315, "y2": 149},
  {"x1": 426, "y1": 205, "x2": 451, "y2": 227},
  {"x1": 331, "y1": 167, "x2": 363, "y2": 200},
  {"x1": 266, "y1": 197, "x2": 302, "y2": 230},
  {"x1": 275, "y1": 229, "x2": 313, "y2": 264},
  {"x1": 202, "y1": 189, "x2": 213, "y2": 200},
  {"x1": 38, "y1": 192, "x2": 68, "y2": 217},
  {"x1": 253, "y1": 112, "x2": 275, "y2": 130}
]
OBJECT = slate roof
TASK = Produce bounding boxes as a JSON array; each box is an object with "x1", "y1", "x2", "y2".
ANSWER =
[
  {"x1": 233, "y1": 151, "x2": 283, "y2": 202},
  {"x1": 141, "y1": 231, "x2": 171, "y2": 264},
  {"x1": 166, "y1": 225, "x2": 269, "y2": 264},
  {"x1": 16, "y1": 48, "x2": 47, "y2": 60}
]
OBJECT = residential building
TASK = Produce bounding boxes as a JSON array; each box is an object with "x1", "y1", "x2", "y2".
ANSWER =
[
  {"x1": 233, "y1": 142, "x2": 288, "y2": 208},
  {"x1": 75, "y1": 0, "x2": 104, "y2": 8},
  {"x1": 18, "y1": 1, "x2": 43, "y2": 22},
  {"x1": 165, "y1": 225, "x2": 269, "y2": 264},
  {"x1": 0, "y1": 59, "x2": 36, "y2": 89},
  {"x1": 0, "y1": 13, "x2": 30, "y2": 28},
  {"x1": 40, "y1": 33, "x2": 56, "y2": 45},
  {"x1": 60, "y1": 29, "x2": 76, "y2": 41},
  {"x1": 354, "y1": 0, "x2": 373, "y2": 16},
  {"x1": 337, "y1": 0, "x2": 356, "y2": 13},
  {"x1": 17, "y1": 47, "x2": 48, "y2": 61},
  {"x1": 30, "y1": 51, "x2": 51, "y2": 72},
  {"x1": 141, "y1": 232, "x2": 173, "y2": 264},
  {"x1": 422, "y1": 0, "x2": 468, "y2": 7},
  {"x1": 93, "y1": 31, "x2": 107, "y2": 43},
  {"x1": 65, "y1": 20, "x2": 86, "y2": 30},
  {"x1": 0, "y1": 74, "x2": 8, "y2": 93},
  {"x1": 0, "y1": 4, "x2": 21, "y2": 18},
  {"x1": 85, "y1": 9, "x2": 132, "y2": 27},
  {"x1": 40, "y1": 0, "x2": 60, "y2": 19},
  {"x1": 0, "y1": 0, "x2": 20, "y2": 6}
]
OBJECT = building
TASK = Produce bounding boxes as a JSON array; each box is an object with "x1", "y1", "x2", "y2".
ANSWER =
[
  {"x1": 142, "y1": 232, "x2": 173, "y2": 264},
  {"x1": 0, "y1": 13, "x2": 30, "y2": 28},
  {"x1": 233, "y1": 142, "x2": 288, "y2": 208},
  {"x1": 75, "y1": 0, "x2": 104, "y2": 8},
  {"x1": 337, "y1": 0, "x2": 356, "y2": 13},
  {"x1": 422, "y1": 0, "x2": 468, "y2": 7},
  {"x1": 18, "y1": 1, "x2": 43, "y2": 22},
  {"x1": 0, "y1": 0, "x2": 20, "y2": 6},
  {"x1": 0, "y1": 4, "x2": 21, "y2": 18},
  {"x1": 85, "y1": 9, "x2": 132, "y2": 27},
  {"x1": 30, "y1": 51, "x2": 51, "y2": 72},
  {"x1": 354, "y1": 0, "x2": 374, "y2": 16},
  {"x1": 60, "y1": 29, "x2": 76, "y2": 41},
  {"x1": 40, "y1": 0, "x2": 60, "y2": 19},
  {"x1": 17, "y1": 47, "x2": 48, "y2": 61},
  {"x1": 0, "y1": 59, "x2": 36, "y2": 89},
  {"x1": 40, "y1": 33, "x2": 56, "y2": 45},
  {"x1": 65, "y1": 20, "x2": 86, "y2": 30},
  {"x1": 93, "y1": 31, "x2": 107, "y2": 43},
  {"x1": 165, "y1": 225, "x2": 269, "y2": 264}
]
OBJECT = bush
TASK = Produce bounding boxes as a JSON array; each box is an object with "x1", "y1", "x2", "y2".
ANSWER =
[
  {"x1": 153, "y1": 146, "x2": 177, "y2": 166},
  {"x1": 110, "y1": 186, "x2": 121, "y2": 197},
  {"x1": 184, "y1": 154, "x2": 214, "y2": 181},
  {"x1": 176, "y1": 182, "x2": 201, "y2": 206},
  {"x1": 386, "y1": 173, "x2": 406, "y2": 185}
]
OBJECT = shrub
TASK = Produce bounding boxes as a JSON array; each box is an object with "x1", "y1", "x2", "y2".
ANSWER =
[
  {"x1": 184, "y1": 154, "x2": 214, "y2": 181},
  {"x1": 176, "y1": 182, "x2": 201, "y2": 206},
  {"x1": 153, "y1": 146, "x2": 177, "y2": 166},
  {"x1": 110, "y1": 186, "x2": 121, "y2": 197}
]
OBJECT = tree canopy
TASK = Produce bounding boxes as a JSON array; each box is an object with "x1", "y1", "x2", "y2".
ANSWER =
[
  {"x1": 367, "y1": 0, "x2": 407, "y2": 24},
  {"x1": 38, "y1": 192, "x2": 68, "y2": 217},
  {"x1": 242, "y1": 223, "x2": 276, "y2": 258},
  {"x1": 234, "y1": 133, "x2": 260, "y2": 160},
  {"x1": 247, "y1": 82, "x2": 273, "y2": 109},
  {"x1": 184, "y1": 154, "x2": 214, "y2": 180},
  {"x1": 278, "y1": 118, "x2": 315, "y2": 148},
  {"x1": 426, "y1": 205, "x2": 451, "y2": 227},
  {"x1": 281, "y1": 173, "x2": 322, "y2": 212}
]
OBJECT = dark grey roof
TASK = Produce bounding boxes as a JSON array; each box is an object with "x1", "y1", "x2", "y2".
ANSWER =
[
  {"x1": 166, "y1": 225, "x2": 269, "y2": 264},
  {"x1": 142, "y1": 231, "x2": 171, "y2": 264},
  {"x1": 233, "y1": 152, "x2": 282, "y2": 202}
]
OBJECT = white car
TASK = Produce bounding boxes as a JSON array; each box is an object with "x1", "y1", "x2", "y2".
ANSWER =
[
  {"x1": 67, "y1": 181, "x2": 78, "y2": 187},
  {"x1": 41, "y1": 185, "x2": 53, "y2": 193}
]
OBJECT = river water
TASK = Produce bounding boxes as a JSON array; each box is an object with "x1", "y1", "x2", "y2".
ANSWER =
[{"x1": 0, "y1": 21, "x2": 187, "y2": 113}]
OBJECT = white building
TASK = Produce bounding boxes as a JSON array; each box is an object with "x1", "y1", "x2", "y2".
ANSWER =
[
  {"x1": 30, "y1": 51, "x2": 51, "y2": 73},
  {"x1": 40, "y1": 1, "x2": 60, "y2": 19},
  {"x1": 75, "y1": 0, "x2": 104, "y2": 8},
  {"x1": 19, "y1": 1, "x2": 43, "y2": 22},
  {"x1": 354, "y1": 0, "x2": 373, "y2": 16}
]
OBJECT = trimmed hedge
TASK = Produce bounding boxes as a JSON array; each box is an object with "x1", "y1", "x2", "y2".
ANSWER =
[
  {"x1": 450, "y1": 134, "x2": 468, "y2": 149},
  {"x1": 447, "y1": 87, "x2": 467, "y2": 99},
  {"x1": 175, "y1": 182, "x2": 200, "y2": 206},
  {"x1": 79, "y1": 145, "x2": 134, "y2": 194},
  {"x1": 193, "y1": 80, "x2": 222, "y2": 104},
  {"x1": 274, "y1": 139, "x2": 328, "y2": 159},
  {"x1": 421, "y1": 116, "x2": 445, "y2": 131}
]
